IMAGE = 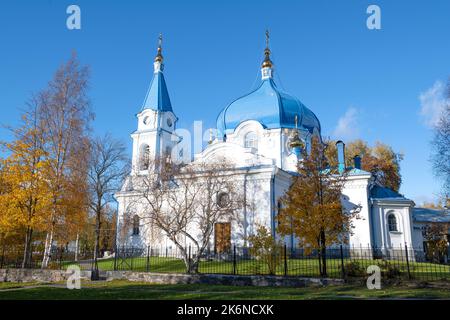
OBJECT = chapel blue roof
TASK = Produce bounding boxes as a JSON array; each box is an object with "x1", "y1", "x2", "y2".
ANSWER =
[
  {"x1": 142, "y1": 70, "x2": 172, "y2": 112},
  {"x1": 370, "y1": 185, "x2": 407, "y2": 199},
  {"x1": 412, "y1": 208, "x2": 450, "y2": 223},
  {"x1": 216, "y1": 78, "x2": 321, "y2": 138}
]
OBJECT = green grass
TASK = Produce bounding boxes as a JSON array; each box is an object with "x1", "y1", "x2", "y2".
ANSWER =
[
  {"x1": 0, "y1": 280, "x2": 449, "y2": 300},
  {"x1": 0, "y1": 282, "x2": 48, "y2": 290},
  {"x1": 68, "y1": 256, "x2": 450, "y2": 281}
]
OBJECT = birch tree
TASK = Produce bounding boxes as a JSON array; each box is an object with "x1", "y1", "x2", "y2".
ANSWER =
[
  {"x1": 431, "y1": 79, "x2": 450, "y2": 199},
  {"x1": 38, "y1": 53, "x2": 93, "y2": 267}
]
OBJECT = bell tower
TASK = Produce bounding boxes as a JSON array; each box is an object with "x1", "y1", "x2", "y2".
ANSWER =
[{"x1": 131, "y1": 34, "x2": 180, "y2": 173}]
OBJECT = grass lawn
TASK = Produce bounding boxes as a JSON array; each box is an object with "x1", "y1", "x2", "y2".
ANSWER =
[
  {"x1": 69, "y1": 256, "x2": 450, "y2": 281},
  {"x1": 0, "y1": 280, "x2": 449, "y2": 300},
  {"x1": 0, "y1": 282, "x2": 48, "y2": 290}
]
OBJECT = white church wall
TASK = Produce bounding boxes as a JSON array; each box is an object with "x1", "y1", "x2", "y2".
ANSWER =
[
  {"x1": 411, "y1": 223, "x2": 425, "y2": 249},
  {"x1": 273, "y1": 171, "x2": 295, "y2": 247},
  {"x1": 232, "y1": 170, "x2": 274, "y2": 247},
  {"x1": 370, "y1": 200, "x2": 415, "y2": 250},
  {"x1": 341, "y1": 175, "x2": 372, "y2": 247},
  {"x1": 225, "y1": 122, "x2": 282, "y2": 169},
  {"x1": 224, "y1": 121, "x2": 311, "y2": 175},
  {"x1": 116, "y1": 165, "x2": 281, "y2": 254}
]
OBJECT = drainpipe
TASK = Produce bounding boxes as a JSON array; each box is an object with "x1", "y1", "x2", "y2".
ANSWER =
[
  {"x1": 280, "y1": 130, "x2": 283, "y2": 170},
  {"x1": 369, "y1": 198, "x2": 376, "y2": 247},
  {"x1": 243, "y1": 169, "x2": 249, "y2": 247},
  {"x1": 270, "y1": 168, "x2": 277, "y2": 239}
]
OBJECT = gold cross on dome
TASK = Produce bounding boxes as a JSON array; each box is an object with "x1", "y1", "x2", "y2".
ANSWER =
[{"x1": 265, "y1": 29, "x2": 270, "y2": 48}]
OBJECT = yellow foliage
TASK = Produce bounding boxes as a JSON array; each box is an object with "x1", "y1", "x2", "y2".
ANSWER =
[
  {"x1": 0, "y1": 126, "x2": 53, "y2": 239},
  {"x1": 278, "y1": 137, "x2": 359, "y2": 249},
  {"x1": 248, "y1": 225, "x2": 284, "y2": 275},
  {"x1": 324, "y1": 139, "x2": 403, "y2": 192}
]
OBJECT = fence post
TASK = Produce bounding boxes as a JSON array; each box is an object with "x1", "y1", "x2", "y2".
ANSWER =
[
  {"x1": 340, "y1": 244, "x2": 345, "y2": 280},
  {"x1": 232, "y1": 245, "x2": 236, "y2": 275},
  {"x1": 146, "y1": 245, "x2": 150, "y2": 272},
  {"x1": 113, "y1": 244, "x2": 118, "y2": 271},
  {"x1": 284, "y1": 244, "x2": 288, "y2": 276},
  {"x1": 188, "y1": 245, "x2": 191, "y2": 273},
  {"x1": 130, "y1": 247, "x2": 134, "y2": 271},
  {"x1": 405, "y1": 243, "x2": 412, "y2": 280}
]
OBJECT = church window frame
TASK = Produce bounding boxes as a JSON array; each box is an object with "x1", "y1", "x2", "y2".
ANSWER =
[
  {"x1": 244, "y1": 131, "x2": 258, "y2": 149},
  {"x1": 387, "y1": 213, "x2": 398, "y2": 232},
  {"x1": 132, "y1": 215, "x2": 140, "y2": 236},
  {"x1": 217, "y1": 192, "x2": 230, "y2": 209},
  {"x1": 140, "y1": 144, "x2": 150, "y2": 170}
]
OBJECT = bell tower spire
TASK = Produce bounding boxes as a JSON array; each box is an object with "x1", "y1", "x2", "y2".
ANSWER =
[
  {"x1": 131, "y1": 33, "x2": 181, "y2": 173},
  {"x1": 261, "y1": 30, "x2": 274, "y2": 80},
  {"x1": 154, "y1": 33, "x2": 164, "y2": 73},
  {"x1": 142, "y1": 33, "x2": 172, "y2": 112}
]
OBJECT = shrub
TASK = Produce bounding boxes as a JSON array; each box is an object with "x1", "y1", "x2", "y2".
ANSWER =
[
  {"x1": 377, "y1": 260, "x2": 402, "y2": 279},
  {"x1": 248, "y1": 225, "x2": 284, "y2": 275},
  {"x1": 344, "y1": 261, "x2": 366, "y2": 277}
]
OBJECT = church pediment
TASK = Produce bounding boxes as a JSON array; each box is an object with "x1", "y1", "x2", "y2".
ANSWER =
[{"x1": 194, "y1": 141, "x2": 273, "y2": 167}]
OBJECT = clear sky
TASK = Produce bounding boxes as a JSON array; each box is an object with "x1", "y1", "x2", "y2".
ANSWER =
[{"x1": 0, "y1": 0, "x2": 449, "y2": 205}]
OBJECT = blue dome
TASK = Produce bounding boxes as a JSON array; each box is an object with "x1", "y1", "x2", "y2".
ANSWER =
[{"x1": 216, "y1": 78, "x2": 321, "y2": 138}]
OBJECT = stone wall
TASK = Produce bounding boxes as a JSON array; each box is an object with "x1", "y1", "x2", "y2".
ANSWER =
[
  {"x1": 106, "y1": 271, "x2": 343, "y2": 287},
  {"x1": 0, "y1": 268, "x2": 92, "y2": 283},
  {"x1": 0, "y1": 268, "x2": 343, "y2": 287}
]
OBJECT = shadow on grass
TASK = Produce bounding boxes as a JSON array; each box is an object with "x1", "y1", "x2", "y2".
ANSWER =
[{"x1": 0, "y1": 280, "x2": 449, "y2": 300}]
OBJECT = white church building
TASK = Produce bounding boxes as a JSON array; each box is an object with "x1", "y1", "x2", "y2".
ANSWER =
[{"x1": 115, "y1": 34, "x2": 449, "y2": 257}]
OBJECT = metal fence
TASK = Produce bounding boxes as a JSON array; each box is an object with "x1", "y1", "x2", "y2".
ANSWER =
[
  {"x1": 2, "y1": 244, "x2": 450, "y2": 282},
  {"x1": 0, "y1": 245, "x2": 93, "y2": 270}
]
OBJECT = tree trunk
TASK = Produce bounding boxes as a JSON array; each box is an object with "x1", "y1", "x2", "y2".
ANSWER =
[
  {"x1": 92, "y1": 207, "x2": 101, "y2": 280},
  {"x1": 183, "y1": 254, "x2": 199, "y2": 274},
  {"x1": 319, "y1": 230, "x2": 327, "y2": 277},
  {"x1": 181, "y1": 251, "x2": 191, "y2": 273},
  {"x1": 176, "y1": 245, "x2": 199, "y2": 274},
  {"x1": 21, "y1": 227, "x2": 33, "y2": 268},
  {"x1": 74, "y1": 233, "x2": 79, "y2": 262},
  {"x1": 189, "y1": 259, "x2": 199, "y2": 274},
  {"x1": 42, "y1": 228, "x2": 54, "y2": 268}
]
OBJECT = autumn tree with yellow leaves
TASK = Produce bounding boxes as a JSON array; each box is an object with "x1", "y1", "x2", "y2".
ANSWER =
[
  {"x1": 324, "y1": 139, "x2": 403, "y2": 192},
  {"x1": 0, "y1": 107, "x2": 52, "y2": 268},
  {"x1": 278, "y1": 137, "x2": 360, "y2": 277},
  {"x1": 0, "y1": 53, "x2": 92, "y2": 268},
  {"x1": 36, "y1": 53, "x2": 93, "y2": 267}
]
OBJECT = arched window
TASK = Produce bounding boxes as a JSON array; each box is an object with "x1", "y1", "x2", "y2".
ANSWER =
[
  {"x1": 217, "y1": 192, "x2": 230, "y2": 208},
  {"x1": 387, "y1": 214, "x2": 398, "y2": 232},
  {"x1": 140, "y1": 144, "x2": 150, "y2": 170},
  {"x1": 244, "y1": 132, "x2": 258, "y2": 149},
  {"x1": 132, "y1": 215, "x2": 140, "y2": 236},
  {"x1": 132, "y1": 215, "x2": 140, "y2": 235}
]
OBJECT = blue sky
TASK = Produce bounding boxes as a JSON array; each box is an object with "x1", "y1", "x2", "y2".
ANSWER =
[{"x1": 0, "y1": 0, "x2": 449, "y2": 204}]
